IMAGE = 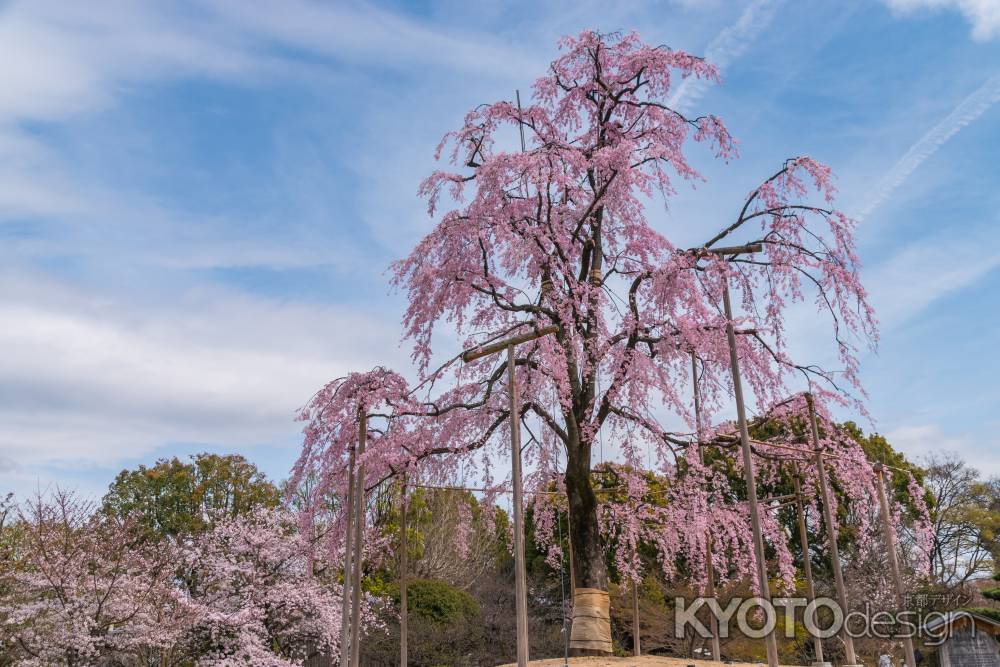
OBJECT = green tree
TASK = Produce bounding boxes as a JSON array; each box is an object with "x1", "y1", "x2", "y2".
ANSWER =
[
  {"x1": 922, "y1": 454, "x2": 1000, "y2": 585},
  {"x1": 102, "y1": 453, "x2": 279, "y2": 538}
]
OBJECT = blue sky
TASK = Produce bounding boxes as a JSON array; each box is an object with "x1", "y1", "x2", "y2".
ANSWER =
[{"x1": 2, "y1": 0, "x2": 999, "y2": 499}]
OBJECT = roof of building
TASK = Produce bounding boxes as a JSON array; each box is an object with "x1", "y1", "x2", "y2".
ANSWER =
[{"x1": 924, "y1": 610, "x2": 1000, "y2": 632}]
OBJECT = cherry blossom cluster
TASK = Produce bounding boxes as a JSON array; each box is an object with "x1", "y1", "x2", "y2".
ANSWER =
[{"x1": 1, "y1": 494, "x2": 354, "y2": 666}]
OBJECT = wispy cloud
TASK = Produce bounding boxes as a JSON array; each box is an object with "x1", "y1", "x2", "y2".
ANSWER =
[
  {"x1": 856, "y1": 72, "x2": 1000, "y2": 221},
  {"x1": 667, "y1": 0, "x2": 782, "y2": 113},
  {"x1": 204, "y1": 0, "x2": 544, "y2": 79},
  {"x1": 779, "y1": 224, "x2": 1000, "y2": 382},
  {"x1": 865, "y1": 226, "x2": 1000, "y2": 329},
  {"x1": 881, "y1": 0, "x2": 1000, "y2": 41}
]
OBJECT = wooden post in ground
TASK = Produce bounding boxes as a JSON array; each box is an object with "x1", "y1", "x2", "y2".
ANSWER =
[
  {"x1": 792, "y1": 468, "x2": 827, "y2": 666},
  {"x1": 632, "y1": 579, "x2": 641, "y2": 656},
  {"x1": 722, "y1": 281, "x2": 779, "y2": 667},
  {"x1": 339, "y1": 445, "x2": 357, "y2": 666},
  {"x1": 691, "y1": 350, "x2": 722, "y2": 663},
  {"x1": 508, "y1": 343, "x2": 530, "y2": 667},
  {"x1": 873, "y1": 463, "x2": 917, "y2": 667},
  {"x1": 399, "y1": 472, "x2": 408, "y2": 667},
  {"x1": 462, "y1": 323, "x2": 557, "y2": 667},
  {"x1": 350, "y1": 409, "x2": 368, "y2": 667},
  {"x1": 805, "y1": 393, "x2": 860, "y2": 667}
]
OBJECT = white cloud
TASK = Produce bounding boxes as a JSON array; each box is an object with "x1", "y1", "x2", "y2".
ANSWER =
[
  {"x1": 882, "y1": 0, "x2": 1000, "y2": 40},
  {"x1": 0, "y1": 0, "x2": 540, "y2": 480},
  {"x1": 0, "y1": 1, "x2": 266, "y2": 125},
  {"x1": 0, "y1": 0, "x2": 537, "y2": 149},
  {"x1": 884, "y1": 424, "x2": 999, "y2": 474},
  {"x1": 0, "y1": 269, "x2": 405, "y2": 468},
  {"x1": 884, "y1": 424, "x2": 963, "y2": 458},
  {"x1": 0, "y1": 0, "x2": 543, "y2": 264},
  {"x1": 856, "y1": 72, "x2": 1000, "y2": 222}
]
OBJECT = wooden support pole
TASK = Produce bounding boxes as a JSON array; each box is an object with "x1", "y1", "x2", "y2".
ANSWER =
[
  {"x1": 350, "y1": 409, "x2": 368, "y2": 667},
  {"x1": 874, "y1": 464, "x2": 917, "y2": 667},
  {"x1": 722, "y1": 282, "x2": 779, "y2": 667},
  {"x1": 339, "y1": 445, "x2": 357, "y2": 666},
  {"x1": 399, "y1": 472, "x2": 409, "y2": 667},
  {"x1": 461, "y1": 323, "x2": 556, "y2": 666},
  {"x1": 691, "y1": 351, "x2": 721, "y2": 663},
  {"x1": 632, "y1": 579, "x2": 641, "y2": 656},
  {"x1": 805, "y1": 393, "x2": 859, "y2": 667},
  {"x1": 792, "y1": 469, "x2": 826, "y2": 665},
  {"x1": 508, "y1": 343, "x2": 530, "y2": 667}
]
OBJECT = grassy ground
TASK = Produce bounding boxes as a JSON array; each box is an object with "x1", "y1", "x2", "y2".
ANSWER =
[{"x1": 499, "y1": 656, "x2": 785, "y2": 667}]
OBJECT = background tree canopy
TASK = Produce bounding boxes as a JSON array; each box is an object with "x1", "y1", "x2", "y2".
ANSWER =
[{"x1": 101, "y1": 452, "x2": 280, "y2": 538}]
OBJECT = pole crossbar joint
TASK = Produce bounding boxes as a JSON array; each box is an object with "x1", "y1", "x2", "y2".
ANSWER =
[{"x1": 461, "y1": 323, "x2": 559, "y2": 363}]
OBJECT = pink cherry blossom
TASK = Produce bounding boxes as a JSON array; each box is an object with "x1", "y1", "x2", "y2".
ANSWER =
[{"x1": 295, "y1": 29, "x2": 897, "y2": 648}]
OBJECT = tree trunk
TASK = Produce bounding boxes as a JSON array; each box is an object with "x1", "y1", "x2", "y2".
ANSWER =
[{"x1": 565, "y1": 435, "x2": 612, "y2": 655}]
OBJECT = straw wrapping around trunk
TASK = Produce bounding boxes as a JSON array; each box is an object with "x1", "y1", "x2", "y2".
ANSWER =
[{"x1": 569, "y1": 588, "x2": 612, "y2": 653}]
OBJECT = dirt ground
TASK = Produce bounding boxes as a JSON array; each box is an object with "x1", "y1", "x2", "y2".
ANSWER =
[{"x1": 498, "y1": 657, "x2": 785, "y2": 667}]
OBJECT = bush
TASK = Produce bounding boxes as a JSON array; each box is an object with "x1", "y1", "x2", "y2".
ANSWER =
[
  {"x1": 363, "y1": 578, "x2": 484, "y2": 667},
  {"x1": 400, "y1": 578, "x2": 480, "y2": 624}
]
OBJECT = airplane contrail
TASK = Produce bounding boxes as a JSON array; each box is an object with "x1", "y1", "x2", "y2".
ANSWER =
[
  {"x1": 857, "y1": 72, "x2": 1000, "y2": 221},
  {"x1": 667, "y1": 0, "x2": 782, "y2": 114}
]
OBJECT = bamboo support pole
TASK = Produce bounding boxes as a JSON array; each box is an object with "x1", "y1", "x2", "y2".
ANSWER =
[
  {"x1": 567, "y1": 521, "x2": 575, "y2": 597},
  {"x1": 462, "y1": 324, "x2": 559, "y2": 363}
]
